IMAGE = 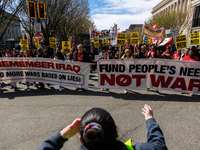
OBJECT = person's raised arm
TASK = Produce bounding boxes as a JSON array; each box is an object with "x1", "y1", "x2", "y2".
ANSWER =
[
  {"x1": 134, "y1": 104, "x2": 168, "y2": 150},
  {"x1": 38, "y1": 118, "x2": 81, "y2": 150}
]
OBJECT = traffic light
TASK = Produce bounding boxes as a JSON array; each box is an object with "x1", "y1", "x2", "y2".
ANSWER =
[
  {"x1": 38, "y1": 2, "x2": 46, "y2": 19},
  {"x1": 27, "y1": 1, "x2": 36, "y2": 19}
]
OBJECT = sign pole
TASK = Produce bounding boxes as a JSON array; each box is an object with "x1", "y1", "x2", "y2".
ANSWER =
[{"x1": 134, "y1": 44, "x2": 136, "y2": 58}]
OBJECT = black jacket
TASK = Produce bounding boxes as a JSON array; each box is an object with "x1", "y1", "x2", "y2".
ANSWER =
[{"x1": 74, "y1": 51, "x2": 89, "y2": 62}]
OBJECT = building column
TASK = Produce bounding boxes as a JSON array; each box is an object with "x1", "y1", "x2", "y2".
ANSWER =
[
  {"x1": 176, "y1": 0, "x2": 179, "y2": 12},
  {"x1": 179, "y1": 0, "x2": 183, "y2": 12},
  {"x1": 183, "y1": 0, "x2": 188, "y2": 12}
]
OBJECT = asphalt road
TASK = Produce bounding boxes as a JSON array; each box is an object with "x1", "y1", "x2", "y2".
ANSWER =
[{"x1": 0, "y1": 72, "x2": 200, "y2": 150}]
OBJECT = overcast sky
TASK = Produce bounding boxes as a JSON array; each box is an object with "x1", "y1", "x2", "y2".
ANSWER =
[{"x1": 89, "y1": 0, "x2": 161, "y2": 31}]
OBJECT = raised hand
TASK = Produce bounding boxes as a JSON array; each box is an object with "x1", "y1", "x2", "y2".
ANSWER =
[
  {"x1": 142, "y1": 104, "x2": 153, "y2": 121},
  {"x1": 60, "y1": 118, "x2": 81, "y2": 139}
]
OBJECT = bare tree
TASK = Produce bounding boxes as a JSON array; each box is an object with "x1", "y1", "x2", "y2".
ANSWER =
[{"x1": 0, "y1": 0, "x2": 24, "y2": 41}]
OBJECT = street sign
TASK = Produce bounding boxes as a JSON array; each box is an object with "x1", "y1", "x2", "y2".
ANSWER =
[
  {"x1": 34, "y1": 33, "x2": 43, "y2": 42},
  {"x1": 34, "y1": 23, "x2": 41, "y2": 33}
]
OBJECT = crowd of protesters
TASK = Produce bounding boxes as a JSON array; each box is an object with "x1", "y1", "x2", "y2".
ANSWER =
[{"x1": 0, "y1": 42, "x2": 200, "y2": 94}]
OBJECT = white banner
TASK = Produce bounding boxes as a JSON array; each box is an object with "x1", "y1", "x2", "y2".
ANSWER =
[
  {"x1": 0, "y1": 58, "x2": 90, "y2": 89},
  {"x1": 98, "y1": 59, "x2": 200, "y2": 94}
]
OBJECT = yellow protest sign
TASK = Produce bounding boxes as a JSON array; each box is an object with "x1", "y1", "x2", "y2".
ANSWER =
[
  {"x1": 102, "y1": 39, "x2": 106, "y2": 45},
  {"x1": 147, "y1": 37, "x2": 151, "y2": 44},
  {"x1": 34, "y1": 38, "x2": 39, "y2": 49},
  {"x1": 131, "y1": 39, "x2": 138, "y2": 45},
  {"x1": 106, "y1": 39, "x2": 110, "y2": 46},
  {"x1": 117, "y1": 39, "x2": 126, "y2": 46},
  {"x1": 130, "y1": 32, "x2": 139, "y2": 45},
  {"x1": 175, "y1": 35, "x2": 187, "y2": 49},
  {"x1": 117, "y1": 33, "x2": 126, "y2": 40},
  {"x1": 49, "y1": 37, "x2": 57, "y2": 49},
  {"x1": 93, "y1": 37, "x2": 100, "y2": 48},
  {"x1": 62, "y1": 41, "x2": 71, "y2": 53},
  {"x1": 162, "y1": 34, "x2": 167, "y2": 40},
  {"x1": 131, "y1": 32, "x2": 139, "y2": 39},
  {"x1": 20, "y1": 39, "x2": 29, "y2": 50},
  {"x1": 190, "y1": 32, "x2": 200, "y2": 45}
]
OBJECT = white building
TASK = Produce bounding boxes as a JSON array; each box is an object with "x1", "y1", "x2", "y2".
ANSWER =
[
  {"x1": 152, "y1": 0, "x2": 200, "y2": 46},
  {"x1": 152, "y1": 0, "x2": 190, "y2": 17},
  {"x1": 0, "y1": 14, "x2": 21, "y2": 48}
]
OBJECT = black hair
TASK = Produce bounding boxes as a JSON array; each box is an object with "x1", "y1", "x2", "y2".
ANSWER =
[{"x1": 79, "y1": 108, "x2": 117, "y2": 150}]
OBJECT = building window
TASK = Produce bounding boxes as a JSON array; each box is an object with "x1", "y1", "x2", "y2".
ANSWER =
[{"x1": 193, "y1": 6, "x2": 200, "y2": 27}]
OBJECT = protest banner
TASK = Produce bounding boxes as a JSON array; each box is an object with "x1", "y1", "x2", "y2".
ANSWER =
[
  {"x1": 175, "y1": 35, "x2": 187, "y2": 49},
  {"x1": 34, "y1": 38, "x2": 40, "y2": 49},
  {"x1": 142, "y1": 22, "x2": 165, "y2": 38},
  {"x1": 98, "y1": 59, "x2": 200, "y2": 94},
  {"x1": 49, "y1": 37, "x2": 57, "y2": 49},
  {"x1": 62, "y1": 41, "x2": 71, "y2": 53},
  {"x1": 89, "y1": 24, "x2": 117, "y2": 40},
  {"x1": 20, "y1": 39, "x2": 29, "y2": 50},
  {"x1": 93, "y1": 37, "x2": 100, "y2": 48},
  {"x1": 190, "y1": 32, "x2": 200, "y2": 45},
  {"x1": 0, "y1": 58, "x2": 90, "y2": 89}
]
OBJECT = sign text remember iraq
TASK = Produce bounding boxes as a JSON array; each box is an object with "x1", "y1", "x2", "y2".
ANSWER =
[
  {"x1": 98, "y1": 59, "x2": 200, "y2": 94},
  {"x1": 0, "y1": 58, "x2": 90, "y2": 89}
]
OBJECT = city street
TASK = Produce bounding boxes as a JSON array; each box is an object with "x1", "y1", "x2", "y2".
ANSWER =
[{"x1": 0, "y1": 72, "x2": 200, "y2": 150}]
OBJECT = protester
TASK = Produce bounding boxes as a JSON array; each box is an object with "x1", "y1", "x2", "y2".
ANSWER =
[
  {"x1": 148, "y1": 45, "x2": 156, "y2": 58},
  {"x1": 6, "y1": 50, "x2": 18, "y2": 91},
  {"x1": 121, "y1": 49, "x2": 133, "y2": 59},
  {"x1": 173, "y1": 49, "x2": 181, "y2": 60},
  {"x1": 141, "y1": 45, "x2": 148, "y2": 58},
  {"x1": 23, "y1": 50, "x2": 32, "y2": 90},
  {"x1": 54, "y1": 51, "x2": 65, "y2": 92},
  {"x1": 115, "y1": 47, "x2": 122, "y2": 59},
  {"x1": 67, "y1": 53, "x2": 73, "y2": 61},
  {"x1": 89, "y1": 47, "x2": 95, "y2": 72},
  {"x1": 135, "y1": 47, "x2": 144, "y2": 59},
  {"x1": 74, "y1": 44, "x2": 89, "y2": 63},
  {"x1": 74, "y1": 44, "x2": 89, "y2": 91},
  {"x1": 182, "y1": 49, "x2": 199, "y2": 61},
  {"x1": 99, "y1": 49, "x2": 110, "y2": 93},
  {"x1": 37, "y1": 48, "x2": 45, "y2": 89},
  {"x1": 38, "y1": 104, "x2": 168, "y2": 150},
  {"x1": 43, "y1": 49, "x2": 50, "y2": 58},
  {"x1": 180, "y1": 48, "x2": 189, "y2": 60},
  {"x1": 162, "y1": 46, "x2": 173, "y2": 59},
  {"x1": 191, "y1": 46, "x2": 200, "y2": 60},
  {"x1": 153, "y1": 50, "x2": 163, "y2": 59}
]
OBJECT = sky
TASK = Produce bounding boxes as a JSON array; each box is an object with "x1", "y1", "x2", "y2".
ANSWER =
[{"x1": 89, "y1": 0, "x2": 161, "y2": 32}]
